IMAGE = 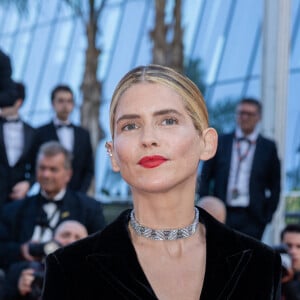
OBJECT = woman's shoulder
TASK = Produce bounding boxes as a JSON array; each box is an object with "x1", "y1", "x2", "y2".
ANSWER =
[
  {"x1": 50, "y1": 209, "x2": 132, "y2": 262},
  {"x1": 198, "y1": 207, "x2": 278, "y2": 258}
]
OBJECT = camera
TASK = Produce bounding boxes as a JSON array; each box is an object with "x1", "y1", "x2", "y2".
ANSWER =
[
  {"x1": 273, "y1": 244, "x2": 294, "y2": 282},
  {"x1": 28, "y1": 240, "x2": 61, "y2": 259},
  {"x1": 29, "y1": 271, "x2": 44, "y2": 300},
  {"x1": 25, "y1": 261, "x2": 44, "y2": 300}
]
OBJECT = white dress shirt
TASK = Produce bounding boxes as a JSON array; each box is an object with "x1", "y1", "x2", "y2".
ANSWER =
[
  {"x1": 226, "y1": 127, "x2": 259, "y2": 207},
  {"x1": 3, "y1": 115, "x2": 23, "y2": 166},
  {"x1": 53, "y1": 117, "x2": 74, "y2": 152},
  {"x1": 31, "y1": 189, "x2": 66, "y2": 242}
]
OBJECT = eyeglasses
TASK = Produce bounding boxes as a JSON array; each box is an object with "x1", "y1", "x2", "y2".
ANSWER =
[
  {"x1": 55, "y1": 98, "x2": 73, "y2": 104},
  {"x1": 237, "y1": 111, "x2": 258, "y2": 117}
]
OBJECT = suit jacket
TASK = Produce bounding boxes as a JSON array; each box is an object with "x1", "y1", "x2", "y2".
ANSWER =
[
  {"x1": 42, "y1": 208, "x2": 281, "y2": 300},
  {"x1": 0, "y1": 189, "x2": 106, "y2": 269},
  {"x1": 198, "y1": 132, "x2": 281, "y2": 226},
  {"x1": 0, "y1": 121, "x2": 37, "y2": 209},
  {"x1": 36, "y1": 122, "x2": 94, "y2": 192},
  {"x1": 0, "y1": 50, "x2": 17, "y2": 107},
  {"x1": 281, "y1": 272, "x2": 300, "y2": 300}
]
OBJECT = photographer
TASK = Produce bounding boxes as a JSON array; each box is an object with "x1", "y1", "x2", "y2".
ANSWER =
[
  {"x1": 281, "y1": 224, "x2": 300, "y2": 300},
  {"x1": 2, "y1": 220, "x2": 88, "y2": 300}
]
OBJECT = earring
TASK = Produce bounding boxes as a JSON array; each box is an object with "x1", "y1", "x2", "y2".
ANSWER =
[{"x1": 105, "y1": 142, "x2": 113, "y2": 157}]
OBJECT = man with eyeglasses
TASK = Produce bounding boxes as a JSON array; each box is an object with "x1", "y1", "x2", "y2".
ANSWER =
[{"x1": 197, "y1": 98, "x2": 281, "y2": 240}]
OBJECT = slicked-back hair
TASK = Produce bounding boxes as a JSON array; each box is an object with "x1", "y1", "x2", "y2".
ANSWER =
[
  {"x1": 51, "y1": 84, "x2": 74, "y2": 103},
  {"x1": 109, "y1": 64, "x2": 208, "y2": 138},
  {"x1": 37, "y1": 141, "x2": 73, "y2": 170}
]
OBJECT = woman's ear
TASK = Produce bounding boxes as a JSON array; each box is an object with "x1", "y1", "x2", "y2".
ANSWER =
[
  {"x1": 105, "y1": 141, "x2": 120, "y2": 172},
  {"x1": 199, "y1": 128, "x2": 218, "y2": 161}
]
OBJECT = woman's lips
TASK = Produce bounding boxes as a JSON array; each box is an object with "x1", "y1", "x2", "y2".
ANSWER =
[{"x1": 138, "y1": 155, "x2": 167, "y2": 168}]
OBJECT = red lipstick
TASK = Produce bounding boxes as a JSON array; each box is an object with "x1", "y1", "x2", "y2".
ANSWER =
[{"x1": 138, "y1": 155, "x2": 167, "y2": 168}]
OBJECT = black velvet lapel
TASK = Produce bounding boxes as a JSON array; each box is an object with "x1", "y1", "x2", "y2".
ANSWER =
[
  {"x1": 85, "y1": 211, "x2": 157, "y2": 299},
  {"x1": 201, "y1": 247, "x2": 253, "y2": 299},
  {"x1": 199, "y1": 209, "x2": 255, "y2": 299}
]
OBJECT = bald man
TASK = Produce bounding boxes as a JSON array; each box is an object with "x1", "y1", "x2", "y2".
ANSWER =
[
  {"x1": 54, "y1": 220, "x2": 88, "y2": 247},
  {"x1": 197, "y1": 196, "x2": 227, "y2": 223},
  {"x1": 3, "y1": 220, "x2": 88, "y2": 299}
]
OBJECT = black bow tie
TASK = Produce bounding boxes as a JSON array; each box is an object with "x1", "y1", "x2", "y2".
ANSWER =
[
  {"x1": 56, "y1": 123, "x2": 72, "y2": 129},
  {"x1": 0, "y1": 117, "x2": 21, "y2": 123},
  {"x1": 39, "y1": 194, "x2": 62, "y2": 206}
]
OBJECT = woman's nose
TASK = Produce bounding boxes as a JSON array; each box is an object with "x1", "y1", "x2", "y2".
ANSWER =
[{"x1": 140, "y1": 126, "x2": 159, "y2": 147}]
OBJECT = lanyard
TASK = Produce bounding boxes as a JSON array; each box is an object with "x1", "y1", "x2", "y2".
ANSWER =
[{"x1": 234, "y1": 137, "x2": 254, "y2": 186}]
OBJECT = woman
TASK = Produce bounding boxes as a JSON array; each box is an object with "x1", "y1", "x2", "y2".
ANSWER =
[{"x1": 42, "y1": 65, "x2": 281, "y2": 300}]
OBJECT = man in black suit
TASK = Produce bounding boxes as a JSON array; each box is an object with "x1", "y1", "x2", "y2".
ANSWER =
[
  {"x1": 0, "y1": 49, "x2": 17, "y2": 108},
  {"x1": 198, "y1": 98, "x2": 281, "y2": 240},
  {"x1": 36, "y1": 85, "x2": 94, "y2": 192},
  {"x1": 0, "y1": 141, "x2": 106, "y2": 271},
  {"x1": 0, "y1": 82, "x2": 36, "y2": 211}
]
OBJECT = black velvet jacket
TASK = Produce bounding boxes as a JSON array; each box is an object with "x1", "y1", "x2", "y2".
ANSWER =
[{"x1": 42, "y1": 208, "x2": 281, "y2": 300}]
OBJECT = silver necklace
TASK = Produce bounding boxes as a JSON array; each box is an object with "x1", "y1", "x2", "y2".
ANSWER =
[{"x1": 129, "y1": 208, "x2": 199, "y2": 240}]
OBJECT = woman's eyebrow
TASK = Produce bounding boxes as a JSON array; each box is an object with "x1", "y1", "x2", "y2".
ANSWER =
[
  {"x1": 153, "y1": 109, "x2": 182, "y2": 117},
  {"x1": 116, "y1": 114, "x2": 140, "y2": 124},
  {"x1": 116, "y1": 109, "x2": 182, "y2": 124}
]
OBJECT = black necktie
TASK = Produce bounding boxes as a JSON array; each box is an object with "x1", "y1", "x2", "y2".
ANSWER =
[{"x1": 236, "y1": 136, "x2": 251, "y2": 144}]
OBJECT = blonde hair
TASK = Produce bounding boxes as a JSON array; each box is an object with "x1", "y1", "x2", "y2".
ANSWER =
[{"x1": 109, "y1": 64, "x2": 208, "y2": 138}]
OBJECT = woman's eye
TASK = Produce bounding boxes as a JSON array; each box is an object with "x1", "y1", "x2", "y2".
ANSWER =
[
  {"x1": 162, "y1": 118, "x2": 178, "y2": 125},
  {"x1": 122, "y1": 123, "x2": 138, "y2": 131}
]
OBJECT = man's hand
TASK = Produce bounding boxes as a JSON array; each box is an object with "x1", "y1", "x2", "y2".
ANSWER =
[
  {"x1": 10, "y1": 181, "x2": 30, "y2": 200},
  {"x1": 20, "y1": 242, "x2": 36, "y2": 262},
  {"x1": 18, "y1": 268, "x2": 35, "y2": 295}
]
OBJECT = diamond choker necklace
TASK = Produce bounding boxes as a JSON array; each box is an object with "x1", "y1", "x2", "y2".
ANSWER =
[{"x1": 129, "y1": 208, "x2": 199, "y2": 241}]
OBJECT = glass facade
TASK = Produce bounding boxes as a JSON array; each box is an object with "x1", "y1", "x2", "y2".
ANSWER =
[{"x1": 0, "y1": 0, "x2": 299, "y2": 201}]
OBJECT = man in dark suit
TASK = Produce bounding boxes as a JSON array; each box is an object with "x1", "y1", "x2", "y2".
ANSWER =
[
  {"x1": 0, "y1": 49, "x2": 17, "y2": 108},
  {"x1": 36, "y1": 85, "x2": 94, "y2": 192},
  {"x1": 0, "y1": 82, "x2": 36, "y2": 211},
  {"x1": 198, "y1": 98, "x2": 281, "y2": 240},
  {"x1": 0, "y1": 141, "x2": 106, "y2": 271}
]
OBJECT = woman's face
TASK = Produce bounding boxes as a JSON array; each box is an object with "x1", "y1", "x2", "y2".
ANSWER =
[{"x1": 109, "y1": 82, "x2": 211, "y2": 194}]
